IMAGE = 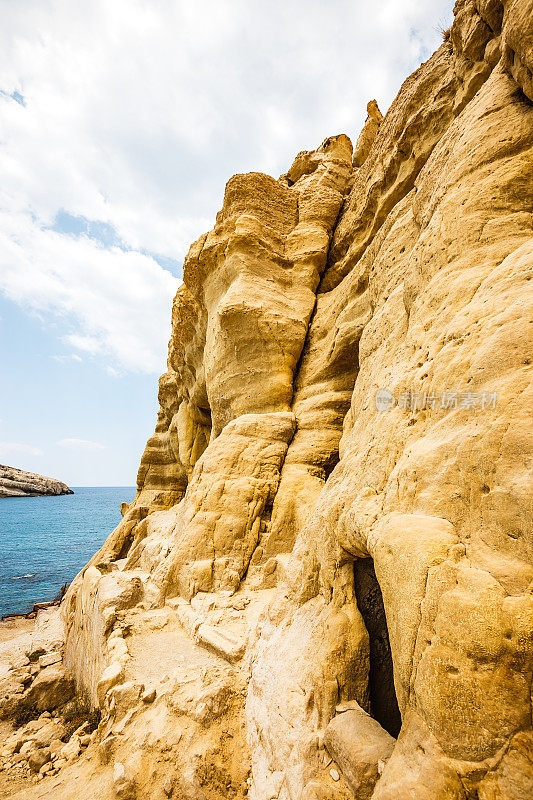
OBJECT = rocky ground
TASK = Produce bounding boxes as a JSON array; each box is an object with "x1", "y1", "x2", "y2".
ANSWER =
[{"x1": 0, "y1": 597, "x2": 262, "y2": 799}]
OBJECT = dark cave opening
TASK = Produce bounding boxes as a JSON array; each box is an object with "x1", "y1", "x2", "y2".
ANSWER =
[{"x1": 353, "y1": 558, "x2": 402, "y2": 738}]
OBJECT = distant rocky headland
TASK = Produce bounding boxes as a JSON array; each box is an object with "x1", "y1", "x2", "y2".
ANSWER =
[{"x1": 0, "y1": 465, "x2": 73, "y2": 498}]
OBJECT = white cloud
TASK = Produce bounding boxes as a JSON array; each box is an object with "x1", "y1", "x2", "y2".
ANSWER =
[
  {"x1": 0, "y1": 209, "x2": 176, "y2": 372},
  {"x1": 0, "y1": 442, "x2": 44, "y2": 458},
  {"x1": 53, "y1": 354, "x2": 83, "y2": 364},
  {"x1": 0, "y1": 0, "x2": 453, "y2": 373},
  {"x1": 58, "y1": 438, "x2": 106, "y2": 451},
  {"x1": 62, "y1": 334, "x2": 103, "y2": 355}
]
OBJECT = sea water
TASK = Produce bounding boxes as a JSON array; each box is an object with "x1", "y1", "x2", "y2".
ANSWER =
[{"x1": 0, "y1": 486, "x2": 135, "y2": 618}]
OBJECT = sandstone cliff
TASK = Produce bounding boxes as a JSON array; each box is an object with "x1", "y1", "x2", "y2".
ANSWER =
[
  {"x1": 0, "y1": 1, "x2": 532, "y2": 798},
  {"x1": 0, "y1": 465, "x2": 73, "y2": 498}
]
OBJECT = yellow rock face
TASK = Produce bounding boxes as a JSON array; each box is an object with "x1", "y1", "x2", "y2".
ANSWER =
[{"x1": 55, "y1": 2, "x2": 533, "y2": 799}]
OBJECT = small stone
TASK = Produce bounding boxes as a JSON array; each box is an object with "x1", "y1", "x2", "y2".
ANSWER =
[
  {"x1": 264, "y1": 558, "x2": 278, "y2": 577},
  {"x1": 49, "y1": 739, "x2": 64, "y2": 755},
  {"x1": 27, "y1": 647, "x2": 46, "y2": 663},
  {"x1": 141, "y1": 687, "x2": 156, "y2": 704},
  {"x1": 19, "y1": 741, "x2": 37, "y2": 757},
  {"x1": 109, "y1": 638, "x2": 128, "y2": 658},
  {"x1": 330, "y1": 767, "x2": 340, "y2": 782},
  {"x1": 162, "y1": 776, "x2": 174, "y2": 796},
  {"x1": 97, "y1": 662, "x2": 125, "y2": 706},
  {"x1": 80, "y1": 734, "x2": 91, "y2": 747},
  {"x1": 197, "y1": 624, "x2": 245, "y2": 663},
  {"x1": 28, "y1": 748, "x2": 51, "y2": 773},
  {"x1": 60, "y1": 735, "x2": 81, "y2": 762},
  {"x1": 113, "y1": 761, "x2": 136, "y2": 799},
  {"x1": 73, "y1": 721, "x2": 90, "y2": 737},
  {"x1": 98, "y1": 736, "x2": 117, "y2": 765}
]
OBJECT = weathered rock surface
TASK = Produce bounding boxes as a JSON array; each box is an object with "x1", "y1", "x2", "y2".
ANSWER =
[
  {"x1": 0, "y1": 464, "x2": 73, "y2": 498},
  {"x1": 1, "y1": 1, "x2": 532, "y2": 798}
]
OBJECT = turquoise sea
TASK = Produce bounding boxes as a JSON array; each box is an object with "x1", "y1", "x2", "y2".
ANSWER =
[{"x1": 0, "y1": 486, "x2": 135, "y2": 618}]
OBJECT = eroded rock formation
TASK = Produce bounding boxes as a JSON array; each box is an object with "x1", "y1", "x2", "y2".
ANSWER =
[
  {"x1": 0, "y1": 1, "x2": 532, "y2": 798},
  {"x1": 0, "y1": 465, "x2": 73, "y2": 498}
]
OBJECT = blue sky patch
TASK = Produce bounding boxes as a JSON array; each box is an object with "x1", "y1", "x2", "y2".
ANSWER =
[
  {"x1": 0, "y1": 88, "x2": 26, "y2": 106},
  {"x1": 52, "y1": 210, "x2": 123, "y2": 249}
]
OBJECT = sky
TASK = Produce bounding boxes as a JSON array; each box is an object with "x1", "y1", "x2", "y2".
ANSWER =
[{"x1": 0, "y1": 0, "x2": 454, "y2": 486}]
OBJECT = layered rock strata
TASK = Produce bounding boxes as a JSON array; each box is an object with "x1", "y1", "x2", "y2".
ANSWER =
[
  {"x1": 1, "y1": 1, "x2": 532, "y2": 798},
  {"x1": 0, "y1": 465, "x2": 73, "y2": 498}
]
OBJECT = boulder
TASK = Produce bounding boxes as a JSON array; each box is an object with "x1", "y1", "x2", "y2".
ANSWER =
[
  {"x1": 24, "y1": 665, "x2": 74, "y2": 711},
  {"x1": 324, "y1": 706, "x2": 396, "y2": 799},
  {"x1": 28, "y1": 747, "x2": 51, "y2": 773}
]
